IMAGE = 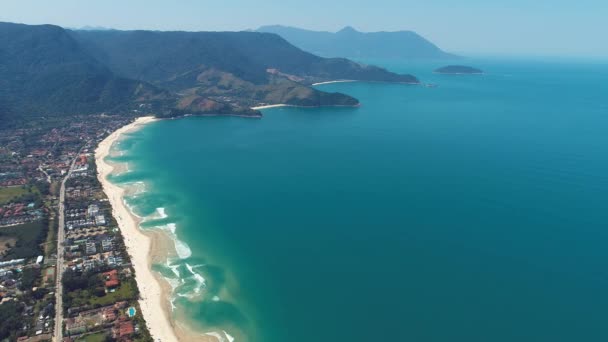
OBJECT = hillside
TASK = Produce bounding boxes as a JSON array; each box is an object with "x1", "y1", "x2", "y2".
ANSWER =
[
  {"x1": 0, "y1": 22, "x2": 422, "y2": 125},
  {"x1": 0, "y1": 22, "x2": 169, "y2": 125},
  {"x1": 257, "y1": 25, "x2": 458, "y2": 60},
  {"x1": 69, "y1": 29, "x2": 420, "y2": 112},
  {"x1": 71, "y1": 30, "x2": 419, "y2": 87}
]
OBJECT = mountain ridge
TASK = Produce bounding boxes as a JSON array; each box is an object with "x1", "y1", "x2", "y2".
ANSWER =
[
  {"x1": 257, "y1": 25, "x2": 458, "y2": 59},
  {"x1": 70, "y1": 29, "x2": 419, "y2": 113},
  {"x1": 0, "y1": 22, "x2": 171, "y2": 125},
  {"x1": 0, "y1": 22, "x2": 421, "y2": 125}
]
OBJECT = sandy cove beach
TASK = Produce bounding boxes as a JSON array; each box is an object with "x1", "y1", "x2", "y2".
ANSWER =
[
  {"x1": 250, "y1": 104, "x2": 289, "y2": 110},
  {"x1": 311, "y1": 79, "x2": 356, "y2": 86},
  {"x1": 96, "y1": 116, "x2": 225, "y2": 342},
  {"x1": 95, "y1": 116, "x2": 180, "y2": 342}
]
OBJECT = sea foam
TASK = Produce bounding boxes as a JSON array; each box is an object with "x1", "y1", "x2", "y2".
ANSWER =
[
  {"x1": 166, "y1": 260, "x2": 181, "y2": 278},
  {"x1": 174, "y1": 239, "x2": 192, "y2": 259},
  {"x1": 155, "y1": 223, "x2": 192, "y2": 259},
  {"x1": 205, "y1": 332, "x2": 235, "y2": 342},
  {"x1": 156, "y1": 207, "x2": 168, "y2": 219},
  {"x1": 185, "y1": 262, "x2": 206, "y2": 293}
]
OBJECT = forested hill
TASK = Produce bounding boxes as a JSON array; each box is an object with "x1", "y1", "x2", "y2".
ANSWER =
[
  {"x1": 0, "y1": 22, "x2": 421, "y2": 125},
  {"x1": 0, "y1": 22, "x2": 168, "y2": 124},
  {"x1": 70, "y1": 29, "x2": 419, "y2": 87},
  {"x1": 257, "y1": 25, "x2": 458, "y2": 60},
  {"x1": 69, "y1": 29, "x2": 418, "y2": 112}
]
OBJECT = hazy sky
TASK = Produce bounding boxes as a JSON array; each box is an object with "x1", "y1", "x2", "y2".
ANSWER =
[{"x1": 2, "y1": 0, "x2": 607, "y2": 57}]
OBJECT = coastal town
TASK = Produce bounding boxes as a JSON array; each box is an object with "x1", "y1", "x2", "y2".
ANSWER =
[{"x1": 0, "y1": 114, "x2": 154, "y2": 342}]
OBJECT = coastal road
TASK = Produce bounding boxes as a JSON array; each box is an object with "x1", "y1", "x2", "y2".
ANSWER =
[{"x1": 53, "y1": 148, "x2": 85, "y2": 342}]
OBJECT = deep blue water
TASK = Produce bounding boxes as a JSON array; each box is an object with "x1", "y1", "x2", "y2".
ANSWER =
[{"x1": 110, "y1": 58, "x2": 608, "y2": 341}]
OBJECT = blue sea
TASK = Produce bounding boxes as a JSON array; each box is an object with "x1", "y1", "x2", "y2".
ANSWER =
[{"x1": 107, "y1": 58, "x2": 608, "y2": 341}]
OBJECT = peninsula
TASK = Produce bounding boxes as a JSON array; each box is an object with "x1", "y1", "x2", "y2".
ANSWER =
[{"x1": 0, "y1": 21, "x2": 421, "y2": 126}]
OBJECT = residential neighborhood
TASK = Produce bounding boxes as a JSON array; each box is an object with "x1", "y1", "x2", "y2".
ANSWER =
[{"x1": 0, "y1": 114, "x2": 152, "y2": 342}]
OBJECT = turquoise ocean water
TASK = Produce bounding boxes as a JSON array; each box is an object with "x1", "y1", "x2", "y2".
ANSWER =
[{"x1": 107, "y1": 58, "x2": 608, "y2": 341}]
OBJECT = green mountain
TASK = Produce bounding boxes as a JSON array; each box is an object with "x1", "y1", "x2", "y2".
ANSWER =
[
  {"x1": 257, "y1": 25, "x2": 458, "y2": 59},
  {"x1": 0, "y1": 22, "x2": 169, "y2": 125},
  {"x1": 71, "y1": 29, "x2": 419, "y2": 86},
  {"x1": 70, "y1": 29, "x2": 418, "y2": 111},
  {"x1": 0, "y1": 22, "x2": 421, "y2": 124}
]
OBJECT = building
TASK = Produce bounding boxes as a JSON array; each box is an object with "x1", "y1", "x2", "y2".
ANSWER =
[
  {"x1": 102, "y1": 308, "x2": 117, "y2": 322},
  {"x1": 85, "y1": 242, "x2": 96, "y2": 255},
  {"x1": 83, "y1": 259, "x2": 97, "y2": 271},
  {"x1": 119, "y1": 321, "x2": 134, "y2": 337},
  {"x1": 87, "y1": 204, "x2": 99, "y2": 217},
  {"x1": 65, "y1": 318, "x2": 87, "y2": 335},
  {"x1": 103, "y1": 269, "x2": 120, "y2": 290},
  {"x1": 102, "y1": 239, "x2": 114, "y2": 251},
  {"x1": 95, "y1": 215, "x2": 106, "y2": 226}
]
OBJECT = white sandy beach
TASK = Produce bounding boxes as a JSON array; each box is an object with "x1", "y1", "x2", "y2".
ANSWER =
[
  {"x1": 311, "y1": 79, "x2": 356, "y2": 86},
  {"x1": 250, "y1": 104, "x2": 289, "y2": 110},
  {"x1": 95, "y1": 116, "x2": 181, "y2": 342},
  {"x1": 96, "y1": 116, "x2": 229, "y2": 342}
]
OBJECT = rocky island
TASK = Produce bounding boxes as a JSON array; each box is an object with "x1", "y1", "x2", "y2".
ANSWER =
[{"x1": 435, "y1": 65, "x2": 483, "y2": 74}]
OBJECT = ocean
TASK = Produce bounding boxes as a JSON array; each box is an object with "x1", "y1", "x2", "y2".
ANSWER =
[{"x1": 106, "y1": 58, "x2": 608, "y2": 342}]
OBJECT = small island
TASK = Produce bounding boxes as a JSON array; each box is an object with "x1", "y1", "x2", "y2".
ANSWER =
[{"x1": 435, "y1": 65, "x2": 483, "y2": 75}]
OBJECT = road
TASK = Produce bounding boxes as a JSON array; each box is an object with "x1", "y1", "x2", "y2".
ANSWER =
[
  {"x1": 38, "y1": 165, "x2": 52, "y2": 183},
  {"x1": 53, "y1": 150, "x2": 84, "y2": 342}
]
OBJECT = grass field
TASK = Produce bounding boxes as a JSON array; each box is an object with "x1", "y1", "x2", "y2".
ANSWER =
[
  {"x1": 90, "y1": 278, "x2": 138, "y2": 306},
  {"x1": 0, "y1": 186, "x2": 29, "y2": 204},
  {"x1": 75, "y1": 331, "x2": 107, "y2": 342},
  {"x1": 68, "y1": 278, "x2": 139, "y2": 308},
  {"x1": 44, "y1": 216, "x2": 57, "y2": 258},
  {"x1": 0, "y1": 220, "x2": 46, "y2": 260}
]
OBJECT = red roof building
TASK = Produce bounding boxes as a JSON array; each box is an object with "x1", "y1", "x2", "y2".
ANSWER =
[
  {"x1": 119, "y1": 321, "x2": 135, "y2": 337},
  {"x1": 103, "y1": 269, "x2": 120, "y2": 289}
]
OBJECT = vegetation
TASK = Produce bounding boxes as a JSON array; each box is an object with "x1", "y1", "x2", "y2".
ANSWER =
[
  {"x1": 72, "y1": 29, "x2": 419, "y2": 86},
  {"x1": 19, "y1": 267, "x2": 41, "y2": 291},
  {"x1": 0, "y1": 219, "x2": 48, "y2": 260},
  {"x1": 0, "y1": 22, "x2": 170, "y2": 127},
  {"x1": 0, "y1": 185, "x2": 31, "y2": 204},
  {"x1": 63, "y1": 269, "x2": 139, "y2": 309},
  {"x1": 75, "y1": 331, "x2": 108, "y2": 342},
  {"x1": 0, "y1": 301, "x2": 24, "y2": 341},
  {"x1": 1, "y1": 22, "x2": 421, "y2": 124},
  {"x1": 0, "y1": 184, "x2": 42, "y2": 206},
  {"x1": 435, "y1": 65, "x2": 483, "y2": 74},
  {"x1": 89, "y1": 278, "x2": 138, "y2": 306},
  {"x1": 66, "y1": 278, "x2": 139, "y2": 308}
]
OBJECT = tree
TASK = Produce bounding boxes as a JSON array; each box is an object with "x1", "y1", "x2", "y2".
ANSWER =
[
  {"x1": 19, "y1": 267, "x2": 40, "y2": 291},
  {"x1": 0, "y1": 301, "x2": 24, "y2": 340}
]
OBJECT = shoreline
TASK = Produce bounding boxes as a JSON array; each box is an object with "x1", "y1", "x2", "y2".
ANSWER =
[
  {"x1": 251, "y1": 103, "x2": 361, "y2": 110},
  {"x1": 311, "y1": 79, "x2": 357, "y2": 86},
  {"x1": 251, "y1": 79, "x2": 419, "y2": 111},
  {"x1": 312, "y1": 79, "x2": 420, "y2": 86},
  {"x1": 96, "y1": 116, "x2": 221, "y2": 342},
  {"x1": 250, "y1": 104, "x2": 289, "y2": 110},
  {"x1": 95, "y1": 116, "x2": 181, "y2": 342}
]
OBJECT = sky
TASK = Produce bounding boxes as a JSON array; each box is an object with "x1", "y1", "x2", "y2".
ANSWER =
[{"x1": 1, "y1": 0, "x2": 607, "y2": 57}]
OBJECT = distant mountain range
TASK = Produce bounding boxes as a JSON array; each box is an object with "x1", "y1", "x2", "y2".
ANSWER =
[
  {"x1": 257, "y1": 25, "x2": 458, "y2": 60},
  {"x1": 0, "y1": 22, "x2": 420, "y2": 124}
]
